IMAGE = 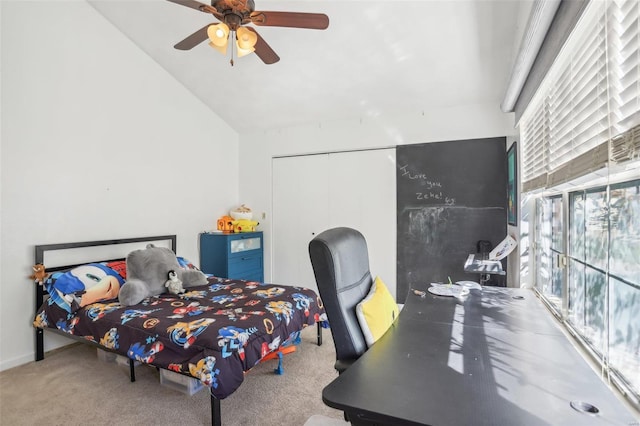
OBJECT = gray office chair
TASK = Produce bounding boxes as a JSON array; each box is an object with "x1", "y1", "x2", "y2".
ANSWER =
[{"x1": 309, "y1": 227, "x2": 372, "y2": 374}]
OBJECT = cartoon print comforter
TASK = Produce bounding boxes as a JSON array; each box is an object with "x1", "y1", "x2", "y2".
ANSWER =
[{"x1": 34, "y1": 276, "x2": 326, "y2": 399}]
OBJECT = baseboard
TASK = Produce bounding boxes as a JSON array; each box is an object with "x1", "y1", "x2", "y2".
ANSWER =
[{"x1": 0, "y1": 352, "x2": 34, "y2": 372}]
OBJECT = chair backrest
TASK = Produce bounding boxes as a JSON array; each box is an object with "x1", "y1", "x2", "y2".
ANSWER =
[
  {"x1": 477, "y1": 240, "x2": 493, "y2": 260},
  {"x1": 309, "y1": 227, "x2": 372, "y2": 373}
]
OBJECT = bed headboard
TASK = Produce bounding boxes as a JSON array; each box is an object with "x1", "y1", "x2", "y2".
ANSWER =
[
  {"x1": 33, "y1": 235, "x2": 176, "y2": 361},
  {"x1": 35, "y1": 235, "x2": 177, "y2": 268}
]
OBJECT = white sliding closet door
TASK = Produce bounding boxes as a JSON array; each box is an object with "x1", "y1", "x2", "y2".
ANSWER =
[
  {"x1": 272, "y1": 149, "x2": 396, "y2": 299},
  {"x1": 272, "y1": 154, "x2": 329, "y2": 292},
  {"x1": 328, "y1": 149, "x2": 397, "y2": 300}
]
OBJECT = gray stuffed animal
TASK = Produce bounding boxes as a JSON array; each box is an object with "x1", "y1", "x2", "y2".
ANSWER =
[{"x1": 118, "y1": 244, "x2": 207, "y2": 306}]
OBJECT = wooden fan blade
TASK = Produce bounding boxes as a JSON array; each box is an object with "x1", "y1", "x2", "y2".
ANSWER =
[
  {"x1": 174, "y1": 24, "x2": 210, "y2": 50},
  {"x1": 166, "y1": 0, "x2": 217, "y2": 15},
  {"x1": 246, "y1": 27, "x2": 280, "y2": 64},
  {"x1": 250, "y1": 11, "x2": 329, "y2": 30}
]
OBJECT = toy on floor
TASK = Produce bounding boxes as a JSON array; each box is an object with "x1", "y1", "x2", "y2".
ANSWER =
[{"x1": 259, "y1": 332, "x2": 302, "y2": 375}]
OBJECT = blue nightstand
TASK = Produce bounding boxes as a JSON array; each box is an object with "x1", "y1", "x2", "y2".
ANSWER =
[{"x1": 199, "y1": 232, "x2": 263, "y2": 282}]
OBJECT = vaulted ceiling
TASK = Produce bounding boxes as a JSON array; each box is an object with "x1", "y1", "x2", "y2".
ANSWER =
[{"x1": 89, "y1": 0, "x2": 532, "y2": 133}]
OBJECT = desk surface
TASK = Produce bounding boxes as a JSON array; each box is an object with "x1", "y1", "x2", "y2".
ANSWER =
[{"x1": 322, "y1": 285, "x2": 638, "y2": 426}]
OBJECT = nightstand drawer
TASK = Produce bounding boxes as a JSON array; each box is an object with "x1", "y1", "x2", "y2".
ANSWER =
[
  {"x1": 228, "y1": 256, "x2": 262, "y2": 274},
  {"x1": 229, "y1": 236, "x2": 261, "y2": 255}
]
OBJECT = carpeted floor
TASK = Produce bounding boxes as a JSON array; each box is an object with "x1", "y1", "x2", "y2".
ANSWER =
[{"x1": 0, "y1": 326, "x2": 346, "y2": 426}]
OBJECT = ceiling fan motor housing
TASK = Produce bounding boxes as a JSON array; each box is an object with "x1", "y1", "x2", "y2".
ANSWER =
[{"x1": 211, "y1": 0, "x2": 255, "y2": 29}]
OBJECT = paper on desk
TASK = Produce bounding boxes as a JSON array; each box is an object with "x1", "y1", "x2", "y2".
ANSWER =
[
  {"x1": 489, "y1": 235, "x2": 517, "y2": 261},
  {"x1": 428, "y1": 285, "x2": 469, "y2": 297}
]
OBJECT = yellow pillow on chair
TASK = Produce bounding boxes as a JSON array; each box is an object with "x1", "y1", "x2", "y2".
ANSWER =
[{"x1": 356, "y1": 276, "x2": 399, "y2": 347}]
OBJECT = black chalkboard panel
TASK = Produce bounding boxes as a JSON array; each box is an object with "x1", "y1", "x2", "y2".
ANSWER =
[{"x1": 396, "y1": 138, "x2": 507, "y2": 301}]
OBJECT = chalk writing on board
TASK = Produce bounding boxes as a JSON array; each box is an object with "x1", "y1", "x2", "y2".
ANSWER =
[
  {"x1": 398, "y1": 164, "x2": 441, "y2": 189},
  {"x1": 399, "y1": 164, "x2": 456, "y2": 205},
  {"x1": 415, "y1": 192, "x2": 456, "y2": 205}
]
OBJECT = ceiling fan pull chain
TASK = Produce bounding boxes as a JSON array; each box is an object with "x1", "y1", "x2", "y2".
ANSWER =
[{"x1": 230, "y1": 35, "x2": 235, "y2": 66}]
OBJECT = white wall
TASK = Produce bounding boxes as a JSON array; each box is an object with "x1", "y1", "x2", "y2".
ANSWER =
[
  {"x1": 0, "y1": 1, "x2": 239, "y2": 370},
  {"x1": 238, "y1": 105, "x2": 516, "y2": 283}
]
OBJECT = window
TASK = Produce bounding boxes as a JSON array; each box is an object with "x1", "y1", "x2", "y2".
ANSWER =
[
  {"x1": 536, "y1": 182, "x2": 640, "y2": 403},
  {"x1": 534, "y1": 198, "x2": 552, "y2": 300},
  {"x1": 521, "y1": 0, "x2": 640, "y2": 408},
  {"x1": 568, "y1": 187, "x2": 609, "y2": 350},
  {"x1": 534, "y1": 196, "x2": 564, "y2": 312},
  {"x1": 567, "y1": 181, "x2": 640, "y2": 397},
  {"x1": 608, "y1": 181, "x2": 640, "y2": 392}
]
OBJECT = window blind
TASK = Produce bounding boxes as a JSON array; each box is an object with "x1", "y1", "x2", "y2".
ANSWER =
[
  {"x1": 611, "y1": 0, "x2": 640, "y2": 134},
  {"x1": 521, "y1": 99, "x2": 548, "y2": 192},
  {"x1": 610, "y1": 0, "x2": 640, "y2": 163},
  {"x1": 520, "y1": 0, "x2": 640, "y2": 190}
]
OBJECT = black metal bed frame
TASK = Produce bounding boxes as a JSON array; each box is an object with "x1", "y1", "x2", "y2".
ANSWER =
[
  {"x1": 31, "y1": 235, "x2": 229, "y2": 425},
  {"x1": 33, "y1": 234, "x2": 323, "y2": 426}
]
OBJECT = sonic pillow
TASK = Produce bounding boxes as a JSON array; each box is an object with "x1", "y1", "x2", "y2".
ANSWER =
[
  {"x1": 44, "y1": 261, "x2": 126, "y2": 313},
  {"x1": 177, "y1": 257, "x2": 200, "y2": 271}
]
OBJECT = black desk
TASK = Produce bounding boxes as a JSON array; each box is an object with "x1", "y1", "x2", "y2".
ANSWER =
[{"x1": 322, "y1": 284, "x2": 638, "y2": 425}]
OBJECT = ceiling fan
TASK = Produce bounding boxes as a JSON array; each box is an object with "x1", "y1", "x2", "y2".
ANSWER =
[{"x1": 167, "y1": 0, "x2": 329, "y2": 65}]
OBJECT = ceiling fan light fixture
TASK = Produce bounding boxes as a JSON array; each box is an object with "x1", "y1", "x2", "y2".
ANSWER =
[
  {"x1": 236, "y1": 26, "x2": 258, "y2": 50},
  {"x1": 207, "y1": 23, "x2": 230, "y2": 48},
  {"x1": 208, "y1": 40, "x2": 228, "y2": 55},
  {"x1": 236, "y1": 44, "x2": 255, "y2": 58}
]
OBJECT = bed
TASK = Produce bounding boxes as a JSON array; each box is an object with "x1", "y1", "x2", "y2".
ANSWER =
[{"x1": 32, "y1": 235, "x2": 326, "y2": 426}]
